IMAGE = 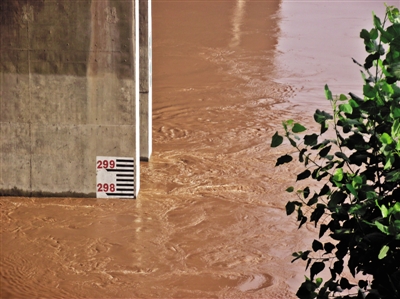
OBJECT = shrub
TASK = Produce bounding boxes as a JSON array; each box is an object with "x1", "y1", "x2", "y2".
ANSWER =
[{"x1": 271, "y1": 5, "x2": 400, "y2": 299}]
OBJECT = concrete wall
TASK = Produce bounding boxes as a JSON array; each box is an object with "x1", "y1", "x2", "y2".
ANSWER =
[
  {"x1": 0, "y1": 0, "x2": 151, "y2": 198},
  {"x1": 139, "y1": 0, "x2": 152, "y2": 161}
]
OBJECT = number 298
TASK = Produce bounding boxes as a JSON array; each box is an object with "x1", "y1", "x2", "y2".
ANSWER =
[{"x1": 97, "y1": 183, "x2": 115, "y2": 192}]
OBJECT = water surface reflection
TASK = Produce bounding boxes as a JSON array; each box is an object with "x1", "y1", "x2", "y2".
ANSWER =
[{"x1": 230, "y1": 0, "x2": 246, "y2": 48}]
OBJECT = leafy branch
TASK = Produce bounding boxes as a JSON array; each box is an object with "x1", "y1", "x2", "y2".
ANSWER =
[{"x1": 271, "y1": 5, "x2": 400, "y2": 299}]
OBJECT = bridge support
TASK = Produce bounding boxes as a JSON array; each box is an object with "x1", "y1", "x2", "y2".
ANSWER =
[
  {"x1": 139, "y1": 0, "x2": 152, "y2": 161},
  {"x1": 0, "y1": 0, "x2": 151, "y2": 198}
]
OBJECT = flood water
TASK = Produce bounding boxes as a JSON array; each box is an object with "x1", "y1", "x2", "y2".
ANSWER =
[{"x1": 1, "y1": 1, "x2": 398, "y2": 298}]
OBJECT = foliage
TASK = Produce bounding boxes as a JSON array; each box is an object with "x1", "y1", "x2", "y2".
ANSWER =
[{"x1": 271, "y1": 5, "x2": 400, "y2": 299}]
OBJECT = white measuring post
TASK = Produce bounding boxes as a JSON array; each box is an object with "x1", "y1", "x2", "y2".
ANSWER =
[{"x1": 96, "y1": 156, "x2": 136, "y2": 199}]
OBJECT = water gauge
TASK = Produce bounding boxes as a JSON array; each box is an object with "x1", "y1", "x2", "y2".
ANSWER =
[{"x1": 96, "y1": 156, "x2": 135, "y2": 199}]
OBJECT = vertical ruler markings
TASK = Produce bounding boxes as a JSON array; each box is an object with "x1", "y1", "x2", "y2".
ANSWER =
[{"x1": 96, "y1": 156, "x2": 135, "y2": 199}]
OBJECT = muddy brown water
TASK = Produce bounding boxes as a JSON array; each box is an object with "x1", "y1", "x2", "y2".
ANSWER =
[{"x1": 1, "y1": 1, "x2": 398, "y2": 298}]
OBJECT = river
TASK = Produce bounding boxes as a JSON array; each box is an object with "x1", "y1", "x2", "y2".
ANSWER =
[{"x1": 1, "y1": 1, "x2": 398, "y2": 298}]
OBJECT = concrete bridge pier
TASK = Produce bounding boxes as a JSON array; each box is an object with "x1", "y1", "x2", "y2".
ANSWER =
[
  {"x1": 0, "y1": 0, "x2": 152, "y2": 198},
  {"x1": 139, "y1": 0, "x2": 152, "y2": 162}
]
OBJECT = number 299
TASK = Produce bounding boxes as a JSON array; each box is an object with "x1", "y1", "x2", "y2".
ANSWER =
[{"x1": 97, "y1": 160, "x2": 115, "y2": 169}]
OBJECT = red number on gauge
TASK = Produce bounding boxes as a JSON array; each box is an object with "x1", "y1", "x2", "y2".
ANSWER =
[
  {"x1": 97, "y1": 160, "x2": 116, "y2": 169},
  {"x1": 97, "y1": 183, "x2": 116, "y2": 192}
]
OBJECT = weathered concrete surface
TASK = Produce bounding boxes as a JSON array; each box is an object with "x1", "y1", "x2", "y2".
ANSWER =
[
  {"x1": 139, "y1": 0, "x2": 152, "y2": 161},
  {"x1": 0, "y1": 0, "x2": 144, "y2": 197}
]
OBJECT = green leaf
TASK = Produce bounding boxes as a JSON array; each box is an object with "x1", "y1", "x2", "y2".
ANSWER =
[
  {"x1": 353, "y1": 175, "x2": 363, "y2": 185},
  {"x1": 310, "y1": 204, "x2": 326, "y2": 225},
  {"x1": 392, "y1": 37, "x2": 400, "y2": 52},
  {"x1": 314, "y1": 109, "x2": 333, "y2": 124},
  {"x1": 380, "y1": 132, "x2": 393, "y2": 144},
  {"x1": 315, "y1": 278, "x2": 323, "y2": 288},
  {"x1": 393, "y1": 202, "x2": 400, "y2": 213},
  {"x1": 360, "y1": 29, "x2": 370, "y2": 40},
  {"x1": 299, "y1": 148, "x2": 307, "y2": 163},
  {"x1": 363, "y1": 84, "x2": 376, "y2": 98},
  {"x1": 335, "y1": 152, "x2": 349, "y2": 162},
  {"x1": 312, "y1": 240, "x2": 323, "y2": 252},
  {"x1": 299, "y1": 251, "x2": 309, "y2": 260},
  {"x1": 275, "y1": 154, "x2": 293, "y2": 166},
  {"x1": 304, "y1": 134, "x2": 318, "y2": 146},
  {"x1": 286, "y1": 119, "x2": 294, "y2": 126},
  {"x1": 340, "y1": 277, "x2": 355, "y2": 290},
  {"x1": 381, "y1": 81, "x2": 394, "y2": 94},
  {"x1": 301, "y1": 187, "x2": 310, "y2": 199},
  {"x1": 292, "y1": 123, "x2": 307, "y2": 133},
  {"x1": 391, "y1": 107, "x2": 400, "y2": 120},
  {"x1": 391, "y1": 119, "x2": 400, "y2": 138},
  {"x1": 346, "y1": 183, "x2": 357, "y2": 197},
  {"x1": 271, "y1": 132, "x2": 283, "y2": 147},
  {"x1": 328, "y1": 191, "x2": 347, "y2": 208},
  {"x1": 359, "y1": 281, "x2": 369, "y2": 292},
  {"x1": 378, "y1": 245, "x2": 389, "y2": 260},
  {"x1": 381, "y1": 28, "x2": 393, "y2": 44},
  {"x1": 387, "y1": 6, "x2": 400, "y2": 23},
  {"x1": 373, "y1": 14, "x2": 382, "y2": 29},
  {"x1": 375, "y1": 221, "x2": 389, "y2": 234},
  {"x1": 348, "y1": 98, "x2": 359, "y2": 108},
  {"x1": 349, "y1": 203, "x2": 365, "y2": 215},
  {"x1": 291, "y1": 251, "x2": 302, "y2": 263},
  {"x1": 324, "y1": 84, "x2": 333, "y2": 100},
  {"x1": 390, "y1": 62, "x2": 400, "y2": 79},
  {"x1": 318, "y1": 145, "x2": 331, "y2": 157},
  {"x1": 304, "y1": 154, "x2": 310, "y2": 166},
  {"x1": 384, "y1": 155, "x2": 394, "y2": 170},
  {"x1": 378, "y1": 203, "x2": 389, "y2": 218},
  {"x1": 391, "y1": 220, "x2": 400, "y2": 234},
  {"x1": 306, "y1": 194, "x2": 319, "y2": 206},
  {"x1": 319, "y1": 184, "x2": 330, "y2": 196},
  {"x1": 319, "y1": 121, "x2": 329, "y2": 134},
  {"x1": 324, "y1": 242, "x2": 335, "y2": 253},
  {"x1": 297, "y1": 170, "x2": 311, "y2": 181},
  {"x1": 386, "y1": 170, "x2": 400, "y2": 182},
  {"x1": 288, "y1": 137, "x2": 297, "y2": 147},
  {"x1": 325, "y1": 155, "x2": 334, "y2": 161},
  {"x1": 349, "y1": 152, "x2": 368, "y2": 166},
  {"x1": 319, "y1": 224, "x2": 329, "y2": 238},
  {"x1": 339, "y1": 103, "x2": 353, "y2": 114},
  {"x1": 370, "y1": 28, "x2": 379, "y2": 40},
  {"x1": 346, "y1": 133, "x2": 370, "y2": 150},
  {"x1": 365, "y1": 52, "x2": 381, "y2": 69},
  {"x1": 299, "y1": 215, "x2": 308, "y2": 229},
  {"x1": 286, "y1": 186, "x2": 294, "y2": 193},
  {"x1": 333, "y1": 168, "x2": 344, "y2": 182},
  {"x1": 365, "y1": 40, "x2": 378, "y2": 53},
  {"x1": 333, "y1": 260, "x2": 344, "y2": 274},
  {"x1": 310, "y1": 262, "x2": 325, "y2": 280},
  {"x1": 286, "y1": 201, "x2": 296, "y2": 215},
  {"x1": 296, "y1": 280, "x2": 317, "y2": 298},
  {"x1": 366, "y1": 191, "x2": 378, "y2": 200}
]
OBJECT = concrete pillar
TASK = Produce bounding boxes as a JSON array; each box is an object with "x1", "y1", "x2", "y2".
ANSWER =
[
  {"x1": 0, "y1": 0, "x2": 143, "y2": 198},
  {"x1": 139, "y1": 0, "x2": 152, "y2": 161}
]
